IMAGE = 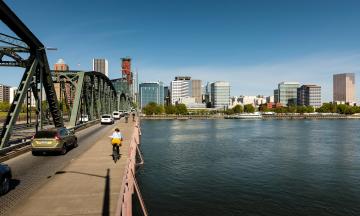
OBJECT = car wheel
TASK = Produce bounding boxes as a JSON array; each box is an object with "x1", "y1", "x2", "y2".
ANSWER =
[
  {"x1": 73, "y1": 139, "x2": 78, "y2": 148},
  {"x1": 0, "y1": 176, "x2": 10, "y2": 195},
  {"x1": 60, "y1": 144, "x2": 67, "y2": 155}
]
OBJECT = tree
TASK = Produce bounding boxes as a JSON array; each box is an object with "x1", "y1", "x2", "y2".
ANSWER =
[
  {"x1": 232, "y1": 105, "x2": 243, "y2": 113},
  {"x1": 244, "y1": 104, "x2": 255, "y2": 113},
  {"x1": 0, "y1": 102, "x2": 10, "y2": 112},
  {"x1": 286, "y1": 106, "x2": 296, "y2": 113},
  {"x1": 259, "y1": 104, "x2": 270, "y2": 112},
  {"x1": 142, "y1": 102, "x2": 158, "y2": 115},
  {"x1": 225, "y1": 109, "x2": 235, "y2": 115},
  {"x1": 316, "y1": 103, "x2": 337, "y2": 113},
  {"x1": 296, "y1": 106, "x2": 306, "y2": 114},
  {"x1": 164, "y1": 105, "x2": 175, "y2": 114},
  {"x1": 306, "y1": 106, "x2": 314, "y2": 113},
  {"x1": 175, "y1": 103, "x2": 188, "y2": 115}
]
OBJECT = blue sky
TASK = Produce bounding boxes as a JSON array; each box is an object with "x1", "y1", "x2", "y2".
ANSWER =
[{"x1": 1, "y1": 0, "x2": 360, "y2": 101}]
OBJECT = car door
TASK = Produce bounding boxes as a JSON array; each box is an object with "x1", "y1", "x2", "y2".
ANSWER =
[
  {"x1": 66, "y1": 128, "x2": 75, "y2": 144},
  {"x1": 59, "y1": 128, "x2": 68, "y2": 146}
]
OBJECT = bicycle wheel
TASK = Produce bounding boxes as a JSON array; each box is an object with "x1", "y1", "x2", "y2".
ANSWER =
[{"x1": 113, "y1": 149, "x2": 118, "y2": 163}]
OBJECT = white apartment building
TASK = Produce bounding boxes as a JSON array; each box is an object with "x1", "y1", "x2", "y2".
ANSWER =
[{"x1": 170, "y1": 79, "x2": 192, "y2": 105}]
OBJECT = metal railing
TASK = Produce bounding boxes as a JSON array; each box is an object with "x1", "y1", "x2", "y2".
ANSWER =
[{"x1": 115, "y1": 119, "x2": 148, "y2": 216}]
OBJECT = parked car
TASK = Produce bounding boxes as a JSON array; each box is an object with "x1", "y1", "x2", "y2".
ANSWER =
[
  {"x1": 101, "y1": 114, "x2": 114, "y2": 125},
  {"x1": 0, "y1": 163, "x2": 12, "y2": 195},
  {"x1": 31, "y1": 127, "x2": 78, "y2": 155},
  {"x1": 79, "y1": 114, "x2": 89, "y2": 123},
  {"x1": 112, "y1": 111, "x2": 121, "y2": 120}
]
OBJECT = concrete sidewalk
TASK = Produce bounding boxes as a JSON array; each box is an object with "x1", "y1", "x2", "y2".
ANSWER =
[{"x1": 12, "y1": 118, "x2": 135, "y2": 216}]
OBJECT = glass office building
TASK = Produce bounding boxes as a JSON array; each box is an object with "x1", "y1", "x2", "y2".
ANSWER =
[
  {"x1": 210, "y1": 81, "x2": 230, "y2": 109},
  {"x1": 278, "y1": 82, "x2": 300, "y2": 106},
  {"x1": 139, "y1": 82, "x2": 164, "y2": 109}
]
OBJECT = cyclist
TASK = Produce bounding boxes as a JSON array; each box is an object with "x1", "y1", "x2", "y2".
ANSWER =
[
  {"x1": 132, "y1": 112, "x2": 136, "y2": 122},
  {"x1": 110, "y1": 128, "x2": 123, "y2": 160}
]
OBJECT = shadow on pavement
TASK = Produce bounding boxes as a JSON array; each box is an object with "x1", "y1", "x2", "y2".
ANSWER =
[
  {"x1": 54, "y1": 169, "x2": 111, "y2": 216},
  {"x1": 10, "y1": 179, "x2": 20, "y2": 191}
]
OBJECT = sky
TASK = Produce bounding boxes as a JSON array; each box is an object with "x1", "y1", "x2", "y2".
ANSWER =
[{"x1": 1, "y1": 0, "x2": 360, "y2": 102}]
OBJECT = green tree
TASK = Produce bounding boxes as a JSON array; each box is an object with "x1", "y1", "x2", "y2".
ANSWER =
[
  {"x1": 243, "y1": 104, "x2": 255, "y2": 113},
  {"x1": 232, "y1": 105, "x2": 243, "y2": 113},
  {"x1": 305, "y1": 106, "x2": 314, "y2": 113},
  {"x1": 164, "y1": 105, "x2": 175, "y2": 114},
  {"x1": 175, "y1": 103, "x2": 188, "y2": 115},
  {"x1": 142, "y1": 102, "x2": 158, "y2": 115},
  {"x1": 274, "y1": 107, "x2": 286, "y2": 113},
  {"x1": 317, "y1": 103, "x2": 337, "y2": 113},
  {"x1": 287, "y1": 105, "x2": 297, "y2": 113},
  {"x1": 0, "y1": 102, "x2": 10, "y2": 112},
  {"x1": 296, "y1": 105, "x2": 306, "y2": 113},
  {"x1": 155, "y1": 105, "x2": 164, "y2": 114},
  {"x1": 225, "y1": 108, "x2": 235, "y2": 115}
]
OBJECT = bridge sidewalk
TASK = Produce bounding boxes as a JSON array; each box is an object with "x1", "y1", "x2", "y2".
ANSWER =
[{"x1": 11, "y1": 118, "x2": 135, "y2": 216}]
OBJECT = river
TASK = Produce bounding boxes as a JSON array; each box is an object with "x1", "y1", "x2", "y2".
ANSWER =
[{"x1": 135, "y1": 119, "x2": 360, "y2": 216}]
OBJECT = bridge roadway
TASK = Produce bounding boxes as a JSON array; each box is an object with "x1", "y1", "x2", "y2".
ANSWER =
[{"x1": 0, "y1": 117, "x2": 135, "y2": 216}]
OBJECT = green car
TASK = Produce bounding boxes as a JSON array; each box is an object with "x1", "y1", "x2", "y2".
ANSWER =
[{"x1": 31, "y1": 127, "x2": 78, "y2": 155}]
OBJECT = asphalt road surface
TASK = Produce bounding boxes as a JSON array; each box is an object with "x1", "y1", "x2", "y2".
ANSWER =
[{"x1": 0, "y1": 123, "x2": 116, "y2": 216}]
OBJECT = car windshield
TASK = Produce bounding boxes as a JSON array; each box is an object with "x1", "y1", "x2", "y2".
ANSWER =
[
  {"x1": 34, "y1": 131, "x2": 57, "y2": 138},
  {"x1": 102, "y1": 115, "x2": 111, "y2": 118}
]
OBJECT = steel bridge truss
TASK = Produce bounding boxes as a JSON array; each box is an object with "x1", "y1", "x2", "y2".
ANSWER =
[
  {"x1": 53, "y1": 71, "x2": 117, "y2": 127},
  {"x1": 0, "y1": 2, "x2": 118, "y2": 149}
]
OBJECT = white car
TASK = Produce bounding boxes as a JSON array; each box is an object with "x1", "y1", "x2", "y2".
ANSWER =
[
  {"x1": 101, "y1": 114, "x2": 114, "y2": 125},
  {"x1": 112, "y1": 111, "x2": 120, "y2": 120}
]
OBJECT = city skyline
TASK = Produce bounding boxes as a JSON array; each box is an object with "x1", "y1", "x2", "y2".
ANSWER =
[{"x1": 1, "y1": 0, "x2": 360, "y2": 101}]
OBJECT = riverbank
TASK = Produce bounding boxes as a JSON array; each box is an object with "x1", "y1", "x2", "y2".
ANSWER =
[{"x1": 141, "y1": 114, "x2": 360, "y2": 120}]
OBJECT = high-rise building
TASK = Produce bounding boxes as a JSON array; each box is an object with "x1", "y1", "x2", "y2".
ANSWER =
[
  {"x1": 297, "y1": 85, "x2": 322, "y2": 108},
  {"x1": 0, "y1": 84, "x2": 10, "y2": 102},
  {"x1": 274, "y1": 89, "x2": 279, "y2": 103},
  {"x1": 191, "y1": 80, "x2": 202, "y2": 103},
  {"x1": 139, "y1": 82, "x2": 164, "y2": 109},
  {"x1": 92, "y1": 58, "x2": 109, "y2": 77},
  {"x1": 210, "y1": 81, "x2": 230, "y2": 109},
  {"x1": 170, "y1": 76, "x2": 192, "y2": 105},
  {"x1": 278, "y1": 82, "x2": 300, "y2": 106},
  {"x1": 122, "y1": 58, "x2": 132, "y2": 85},
  {"x1": 164, "y1": 86, "x2": 171, "y2": 105},
  {"x1": 333, "y1": 73, "x2": 355, "y2": 104}
]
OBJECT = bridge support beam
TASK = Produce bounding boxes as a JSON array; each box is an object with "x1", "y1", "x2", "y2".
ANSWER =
[{"x1": 0, "y1": 59, "x2": 38, "y2": 148}]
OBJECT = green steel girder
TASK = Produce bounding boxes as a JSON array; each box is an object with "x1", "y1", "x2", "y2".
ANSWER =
[
  {"x1": 0, "y1": 59, "x2": 38, "y2": 148},
  {"x1": 52, "y1": 71, "x2": 117, "y2": 128}
]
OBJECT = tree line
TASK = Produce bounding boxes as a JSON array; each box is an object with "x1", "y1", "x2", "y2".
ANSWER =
[
  {"x1": 142, "y1": 101, "x2": 360, "y2": 116},
  {"x1": 142, "y1": 102, "x2": 188, "y2": 115}
]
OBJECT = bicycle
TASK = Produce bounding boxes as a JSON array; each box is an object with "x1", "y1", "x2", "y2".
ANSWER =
[
  {"x1": 111, "y1": 137, "x2": 122, "y2": 163},
  {"x1": 112, "y1": 145, "x2": 120, "y2": 163}
]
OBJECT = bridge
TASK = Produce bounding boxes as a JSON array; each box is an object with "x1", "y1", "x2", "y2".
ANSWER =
[{"x1": 0, "y1": 2, "x2": 146, "y2": 216}]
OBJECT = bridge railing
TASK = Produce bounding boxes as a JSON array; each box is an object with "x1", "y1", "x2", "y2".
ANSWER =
[{"x1": 115, "y1": 119, "x2": 147, "y2": 216}]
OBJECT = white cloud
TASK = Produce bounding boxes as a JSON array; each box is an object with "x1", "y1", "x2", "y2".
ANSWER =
[{"x1": 139, "y1": 52, "x2": 360, "y2": 102}]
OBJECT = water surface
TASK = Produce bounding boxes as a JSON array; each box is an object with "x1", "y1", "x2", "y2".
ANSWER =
[{"x1": 136, "y1": 120, "x2": 360, "y2": 216}]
